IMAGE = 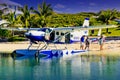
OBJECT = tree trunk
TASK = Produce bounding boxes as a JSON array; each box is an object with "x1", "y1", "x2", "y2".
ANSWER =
[
  {"x1": 106, "y1": 21, "x2": 109, "y2": 33},
  {"x1": 106, "y1": 28, "x2": 108, "y2": 33}
]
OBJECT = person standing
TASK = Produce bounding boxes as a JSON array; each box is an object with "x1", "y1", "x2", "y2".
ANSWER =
[
  {"x1": 98, "y1": 35, "x2": 105, "y2": 50},
  {"x1": 85, "y1": 36, "x2": 90, "y2": 50},
  {"x1": 80, "y1": 35, "x2": 85, "y2": 50}
]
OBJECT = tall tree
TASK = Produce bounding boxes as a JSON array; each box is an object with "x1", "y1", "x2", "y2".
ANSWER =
[
  {"x1": 33, "y1": 2, "x2": 53, "y2": 27},
  {"x1": 0, "y1": 4, "x2": 17, "y2": 28},
  {"x1": 0, "y1": 4, "x2": 8, "y2": 19},
  {"x1": 98, "y1": 9, "x2": 118, "y2": 33},
  {"x1": 3, "y1": 11, "x2": 17, "y2": 36},
  {"x1": 5, "y1": 11, "x2": 16, "y2": 26},
  {"x1": 19, "y1": 5, "x2": 33, "y2": 28},
  {"x1": 98, "y1": 9, "x2": 117, "y2": 25}
]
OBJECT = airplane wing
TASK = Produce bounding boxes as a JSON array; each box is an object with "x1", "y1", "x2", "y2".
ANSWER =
[
  {"x1": 81, "y1": 25, "x2": 118, "y2": 30},
  {"x1": 52, "y1": 25, "x2": 117, "y2": 31}
]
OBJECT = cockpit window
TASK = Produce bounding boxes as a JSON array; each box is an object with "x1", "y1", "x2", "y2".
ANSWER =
[
  {"x1": 38, "y1": 28, "x2": 52, "y2": 33},
  {"x1": 45, "y1": 29, "x2": 51, "y2": 33}
]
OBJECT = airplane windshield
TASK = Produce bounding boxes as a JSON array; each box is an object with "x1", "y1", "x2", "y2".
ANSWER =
[{"x1": 38, "y1": 28, "x2": 52, "y2": 33}]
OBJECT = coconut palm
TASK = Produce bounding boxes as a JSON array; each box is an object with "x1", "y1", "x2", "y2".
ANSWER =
[
  {"x1": 5, "y1": 11, "x2": 16, "y2": 26},
  {"x1": 18, "y1": 5, "x2": 33, "y2": 28},
  {"x1": 98, "y1": 9, "x2": 118, "y2": 33},
  {"x1": 33, "y1": 2, "x2": 53, "y2": 27},
  {"x1": 0, "y1": 3, "x2": 19, "y2": 28},
  {"x1": 3, "y1": 11, "x2": 18, "y2": 36},
  {"x1": 0, "y1": 4, "x2": 8, "y2": 19},
  {"x1": 0, "y1": 10, "x2": 3, "y2": 18}
]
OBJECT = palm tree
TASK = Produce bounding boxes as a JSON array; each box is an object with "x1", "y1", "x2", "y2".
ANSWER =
[
  {"x1": 5, "y1": 11, "x2": 16, "y2": 26},
  {"x1": 33, "y1": 2, "x2": 53, "y2": 27},
  {"x1": 0, "y1": 10, "x2": 3, "y2": 19},
  {"x1": 18, "y1": 5, "x2": 33, "y2": 28},
  {"x1": 0, "y1": 4, "x2": 18, "y2": 29},
  {"x1": 0, "y1": 4, "x2": 8, "y2": 19},
  {"x1": 98, "y1": 9, "x2": 118, "y2": 33},
  {"x1": 3, "y1": 11, "x2": 18, "y2": 36}
]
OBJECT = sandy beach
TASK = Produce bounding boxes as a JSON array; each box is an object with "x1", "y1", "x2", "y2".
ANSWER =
[{"x1": 0, "y1": 40, "x2": 120, "y2": 54}]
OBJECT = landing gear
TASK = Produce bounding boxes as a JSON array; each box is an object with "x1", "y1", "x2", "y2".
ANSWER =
[
  {"x1": 35, "y1": 51, "x2": 39, "y2": 57},
  {"x1": 27, "y1": 40, "x2": 48, "y2": 58}
]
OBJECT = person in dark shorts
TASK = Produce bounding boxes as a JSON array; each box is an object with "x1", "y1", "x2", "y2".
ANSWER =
[{"x1": 85, "y1": 36, "x2": 90, "y2": 50}]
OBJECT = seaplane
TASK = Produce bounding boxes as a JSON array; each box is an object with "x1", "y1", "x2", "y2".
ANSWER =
[{"x1": 12, "y1": 18, "x2": 117, "y2": 58}]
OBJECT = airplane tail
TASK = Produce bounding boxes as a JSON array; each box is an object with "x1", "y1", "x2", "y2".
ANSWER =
[
  {"x1": 81, "y1": 18, "x2": 89, "y2": 36},
  {"x1": 82, "y1": 18, "x2": 89, "y2": 28}
]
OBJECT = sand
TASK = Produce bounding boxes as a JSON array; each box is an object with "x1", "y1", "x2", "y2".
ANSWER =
[{"x1": 0, "y1": 40, "x2": 120, "y2": 54}]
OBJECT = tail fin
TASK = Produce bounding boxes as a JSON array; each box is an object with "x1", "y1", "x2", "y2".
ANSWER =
[
  {"x1": 82, "y1": 18, "x2": 89, "y2": 28},
  {"x1": 82, "y1": 18, "x2": 89, "y2": 36}
]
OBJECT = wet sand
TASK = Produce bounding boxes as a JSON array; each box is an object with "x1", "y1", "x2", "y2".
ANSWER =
[{"x1": 0, "y1": 40, "x2": 120, "y2": 54}]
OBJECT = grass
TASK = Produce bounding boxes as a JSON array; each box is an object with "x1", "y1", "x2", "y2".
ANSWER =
[
  {"x1": 89, "y1": 27, "x2": 120, "y2": 37},
  {"x1": 8, "y1": 36, "x2": 26, "y2": 42}
]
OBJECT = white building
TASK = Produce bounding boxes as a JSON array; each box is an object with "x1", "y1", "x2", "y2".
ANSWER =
[{"x1": 0, "y1": 0, "x2": 23, "y2": 27}]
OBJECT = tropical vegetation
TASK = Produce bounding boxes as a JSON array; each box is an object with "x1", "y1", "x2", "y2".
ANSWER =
[{"x1": 0, "y1": 2, "x2": 120, "y2": 41}]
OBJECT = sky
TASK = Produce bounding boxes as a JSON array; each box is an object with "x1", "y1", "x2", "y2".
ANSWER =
[{"x1": 2, "y1": 0, "x2": 120, "y2": 13}]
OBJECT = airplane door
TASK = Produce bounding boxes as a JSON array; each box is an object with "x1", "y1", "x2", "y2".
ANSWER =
[
  {"x1": 65, "y1": 33, "x2": 70, "y2": 43},
  {"x1": 49, "y1": 31, "x2": 55, "y2": 41}
]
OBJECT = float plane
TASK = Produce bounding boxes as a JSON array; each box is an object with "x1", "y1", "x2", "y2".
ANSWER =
[{"x1": 12, "y1": 18, "x2": 117, "y2": 58}]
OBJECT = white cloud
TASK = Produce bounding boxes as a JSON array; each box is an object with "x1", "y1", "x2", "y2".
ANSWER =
[
  {"x1": 54, "y1": 4, "x2": 65, "y2": 9},
  {"x1": 54, "y1": 9, "x2": 64, "y2": 13}
]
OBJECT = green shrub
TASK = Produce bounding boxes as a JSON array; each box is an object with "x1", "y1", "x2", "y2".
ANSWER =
[
  {"x1": 0, "y1": 29, "x2": 12, "y2": 38},
  {"x1": 8, "y1": 36, "x2": 26, "y2": 42},
  {"x1": 13, "y1": 31, "x2": 26, "y2": 37}
]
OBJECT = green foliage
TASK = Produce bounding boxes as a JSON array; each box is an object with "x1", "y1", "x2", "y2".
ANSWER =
[
  {"x1": 47, "y1": 13, "x2": 86, "y2": 27},
  {"x1": 3, "y1": 11, "x2": 17, "y2": 27},
  {"x1": 0, "y1": 4, "x2": 8, "y2": 18},
  {"x1": 0, "y1": 10, "x2": 3, "y2": 18},
  {"x1": 90, "y1": 27, "x2": 120, "y2": 36},
  {"x1": 0, "y1": 29, "x2": 12, "y2": 38},
  {"x1": 8, "y1": 36, "x2": 26, "y2": 42},
  {"x1": 13, "y1": 31, "x2": 26, "y2": 37},
  {"x1": 102, "y1": 27, "x2": 120, "y2": 36},
  {"x1": 18, "y1": 5, "x2": 33, "y2": 28},
  {"x1": 33, "y1": 1, "x2": 53, "y2": 27},
  {"x1": 1, "y1": 3, "x2": 120, "y2": 38},
  {"x1": 97, "y1": 9, "x2": 118, "y2": 25}
]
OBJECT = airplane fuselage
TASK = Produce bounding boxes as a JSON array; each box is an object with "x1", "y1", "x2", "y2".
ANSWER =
[
  {"x1": 25, "y1": 28, "x2": 89, "y2": 44},
  {"x1": 25, "y1": 30, "x2": 45, "y2": 41},
  {"x1": 25, "y1": 18, "x2": 90, "y2": 44}
]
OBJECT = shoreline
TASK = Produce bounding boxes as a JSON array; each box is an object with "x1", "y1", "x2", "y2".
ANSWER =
[{"x1": 0, "y1": 40, "x2": 120, "y2": 54}]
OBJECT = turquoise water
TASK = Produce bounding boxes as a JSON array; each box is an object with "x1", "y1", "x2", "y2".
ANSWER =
[{"x1": 0, "y1": 54, "x2": 120, "y2": 80}]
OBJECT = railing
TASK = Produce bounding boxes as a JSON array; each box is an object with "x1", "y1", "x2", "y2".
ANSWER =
[{"x1": 105, "y1": 36, "x2": 120, "y2": 40}]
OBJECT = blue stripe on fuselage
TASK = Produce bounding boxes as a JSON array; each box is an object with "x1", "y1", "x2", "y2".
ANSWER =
[
  {"x1": 70, "y1": 40, "x2": 80, "y2": 43},
  {"x1": 26, "y1": 35, "x2": 45, "y2": 41}
]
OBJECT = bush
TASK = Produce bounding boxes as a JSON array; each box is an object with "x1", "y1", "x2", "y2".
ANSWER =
[
  {"x1": 8, "y1": 36, "x2": 26, "y2": 42},
  {"x1": 0, "y1": 29, "x2": 12, "y2": 38},
  {"x1": 13, "y1": 31, "x2": 26, "y2": 37}
]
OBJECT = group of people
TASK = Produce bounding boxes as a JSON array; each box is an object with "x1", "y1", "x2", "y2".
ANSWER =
[
  {"x1": 80, "y1": 35, "x2": 90, "y2": 50},
  {"x1": 80, "y1": 35, "x2": 105, "y2": 51}
]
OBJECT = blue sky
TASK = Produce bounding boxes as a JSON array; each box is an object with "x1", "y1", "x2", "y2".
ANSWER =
[{"x1": 7, "y1": 0, "x2": 120, "y2": 13}]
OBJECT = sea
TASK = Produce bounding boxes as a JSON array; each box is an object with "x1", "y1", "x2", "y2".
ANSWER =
[{"x1": 0, "y1": 52, "x2": 120, "y2": 80}]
